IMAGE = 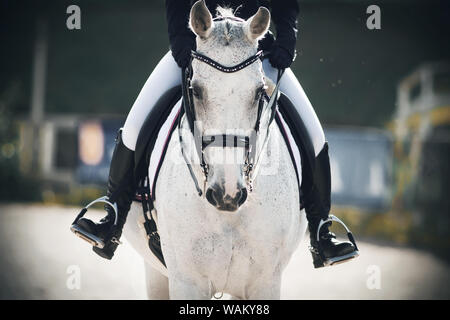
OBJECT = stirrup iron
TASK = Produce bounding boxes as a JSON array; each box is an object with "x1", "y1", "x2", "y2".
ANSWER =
[
  {"x1": 70, "y1": 196, "x2": 119, "y2": 249},
  {"x1": 314, "y1": 214, "x2": 359, "y2": 267}
]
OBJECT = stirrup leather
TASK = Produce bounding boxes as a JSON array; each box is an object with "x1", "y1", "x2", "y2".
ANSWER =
[{"x1": 70, "y1": 196, "x2": 122, "y2": 249}]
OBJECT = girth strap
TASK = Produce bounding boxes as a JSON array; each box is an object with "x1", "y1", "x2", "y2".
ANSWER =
[{"x1": 137, "y1": 177, "x2": 166, "y2": 267}]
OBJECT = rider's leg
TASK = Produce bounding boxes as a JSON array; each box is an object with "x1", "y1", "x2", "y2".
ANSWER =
[
  {"x1": 94, "y1": 130, "x2": 135, "y2": 259},
  {"x1": 262, "y1": 60, "x2": 325, "y2": 156},
  {"x1": 123, "y1": 51, "x2": 181, "y2": 151},
  {"x1": 263, "y1": 60, "x2": 357, "y2": 268},
  {"x1": 75, "y1": 129, "x2": 135, "y2": 259},
  {"x1": 76, "y1": 52, "x2": 181, "y2": 259}
]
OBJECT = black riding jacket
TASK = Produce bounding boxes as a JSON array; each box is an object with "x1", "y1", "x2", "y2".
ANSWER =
[{"x1": 165, "y1": 0, "x2": 299, "y2": 57}]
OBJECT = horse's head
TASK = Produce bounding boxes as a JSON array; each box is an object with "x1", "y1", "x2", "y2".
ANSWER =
[{"x1": 188, "y1": 0, "x2": 270, "y2": 212}]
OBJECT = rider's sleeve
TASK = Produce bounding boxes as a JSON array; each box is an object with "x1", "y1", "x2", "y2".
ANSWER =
[
  {"x1": 270, "y1": 0, "x2": 299, "y2": 57},
  {"x1": 165, "y1": 0, "x2": 195, "y2": 49}
]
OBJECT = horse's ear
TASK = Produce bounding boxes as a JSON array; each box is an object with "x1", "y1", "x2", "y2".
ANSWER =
[
  {"x1": 244, "y1": 7, "x2": 270, "y2": 42},
  {"x1": 189, "y1": 0, "x2": 213, "y2": 39}
]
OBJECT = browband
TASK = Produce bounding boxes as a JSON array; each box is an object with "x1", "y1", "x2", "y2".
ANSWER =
[{"x1": 191, "y1": 50, "x2": 264, "y2": 73}]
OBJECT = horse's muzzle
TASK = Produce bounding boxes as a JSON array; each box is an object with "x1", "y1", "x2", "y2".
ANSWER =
[{"x1": 206, "y1": 185, "x2": 248, "y2": 212}]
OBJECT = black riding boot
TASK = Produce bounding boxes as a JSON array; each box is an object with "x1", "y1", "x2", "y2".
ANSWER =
[
  {"x1": 76, "y1": 130, "x2": 135, "y2": 260},
  {"x1": 304, "y1": 142, "x2": 358, "y2": 268}
]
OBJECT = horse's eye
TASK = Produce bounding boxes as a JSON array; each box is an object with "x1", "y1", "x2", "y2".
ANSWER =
[
  {"x1": 191, "y1": 85, "x2": 202, "y2": 99},
  {"x1": 254, "y1": 86, "x2": 265, "y2": 101}
]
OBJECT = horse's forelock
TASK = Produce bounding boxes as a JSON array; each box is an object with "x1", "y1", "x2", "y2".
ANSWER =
[{"x1": 215, "y1": 6, "x2": 237, "y2": 19}]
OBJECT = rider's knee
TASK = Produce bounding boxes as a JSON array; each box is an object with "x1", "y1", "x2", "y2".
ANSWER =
[
  {"x1": 312, "y1": 130, "x2": 326, "y2": 156},
  {"x1": 122, "y1": 125, "x2": 139, "y2": 151}
]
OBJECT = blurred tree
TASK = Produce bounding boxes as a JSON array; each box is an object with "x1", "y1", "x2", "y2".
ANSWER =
[
  {"x1": 1, "y1": 0, "x2": 449, "y2": 127},
  {"x1": 0, "y1": 82, "x2": 41, "y2": 202}
]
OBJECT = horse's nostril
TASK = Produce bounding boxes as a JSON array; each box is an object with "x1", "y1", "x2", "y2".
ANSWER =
[
  {"x1": 206, "y1": 186, "x2": 224, "y2": 207},
  {"x1": 206, "y1": 188, "x2": 217, "y2": 206},
  {"x1": 206, "y1": 185, "x2": 246, "y2": 210},
  {"x1": 237, "y1": 187, "x2": 248, "y2": 206}
]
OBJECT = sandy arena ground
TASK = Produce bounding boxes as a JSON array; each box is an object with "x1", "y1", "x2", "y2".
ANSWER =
[{"x1": 0, "y1": 204, "x2": 448, "y2": 299}]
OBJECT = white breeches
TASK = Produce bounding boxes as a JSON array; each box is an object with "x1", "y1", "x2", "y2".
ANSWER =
[{"x1": 122, "y1": 51, "x2": 326, "y2": 157}]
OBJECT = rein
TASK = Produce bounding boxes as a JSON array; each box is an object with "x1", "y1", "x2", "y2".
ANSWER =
[{"x1": 179, "y1": 47, "x2": 284, "y2": 197}]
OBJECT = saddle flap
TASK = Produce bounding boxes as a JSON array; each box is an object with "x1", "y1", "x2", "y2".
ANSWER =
[{"x1": 134, "y1": 85, "x2": 182, "y2": 193}]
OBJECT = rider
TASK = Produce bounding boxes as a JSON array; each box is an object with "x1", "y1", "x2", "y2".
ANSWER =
[{"x1": 74, "y1": 0, "x2": 357, "y2": 268}]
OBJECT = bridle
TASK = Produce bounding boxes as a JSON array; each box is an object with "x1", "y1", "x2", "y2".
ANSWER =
[{"x1": 179, "y1": 26, "x2": 284, "y2": 197}]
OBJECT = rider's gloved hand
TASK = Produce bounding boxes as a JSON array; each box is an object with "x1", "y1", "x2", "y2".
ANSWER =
[
  {"x1": 269, "y1": 42, "x2": 296, "y2": 69},
  {"x1": 170, "y1": 34, "x2": 196, "y2": 69},
  {"x1": 258, "y1": 30, "x2": 275, "y2": 52}
]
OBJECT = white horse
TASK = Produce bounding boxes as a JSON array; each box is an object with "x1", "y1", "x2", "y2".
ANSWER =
[{"x1": 123, "y1": 1, "x2": 307, "y2": 299}]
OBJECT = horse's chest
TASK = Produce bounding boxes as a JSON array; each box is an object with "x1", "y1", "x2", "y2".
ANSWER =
[
  {"x1": 155, "y1": 129, "x2": 301, "y2": 294},
  {"x1": 182, "y1": 206, "x2": 289, "y2": 273}
]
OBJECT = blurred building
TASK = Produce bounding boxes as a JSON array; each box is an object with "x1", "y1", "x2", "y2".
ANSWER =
[
  {"x1": 18, "y1": 115, "x2": 124, "y2": 190},
  {"x1": 327, "y1": 127, "x2": 393, "y2": 211},
  {"x1": 390, "y1": 62, "x2": 450, "y2": 247}
]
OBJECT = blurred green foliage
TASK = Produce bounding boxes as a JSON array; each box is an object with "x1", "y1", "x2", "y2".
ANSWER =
[
  {"x1": 334, "y1": 206, "x2": 450, "y2": 263},
  {"x1": 1, "y1": 1, "x2": 449, "y2": 124},
  {"x1": 0, "y1": 85, "x2": 41, "y2": 202}
]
